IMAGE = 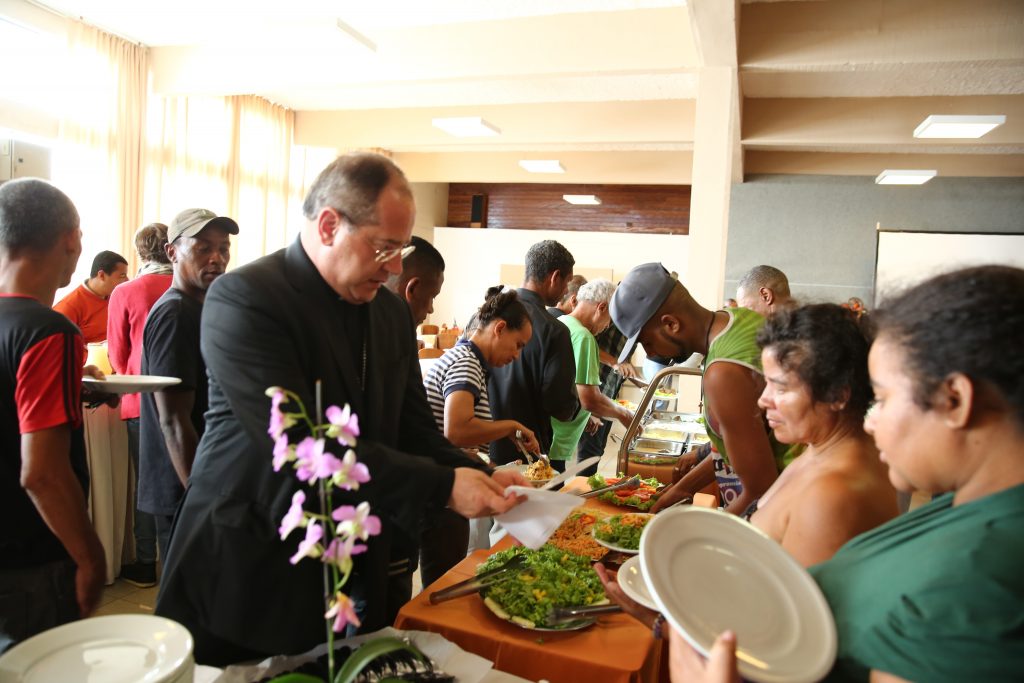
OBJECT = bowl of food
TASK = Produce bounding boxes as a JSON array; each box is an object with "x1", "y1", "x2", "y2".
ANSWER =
[
  {"x1": 592, "y1": 513, "x2": 655, "y2": 553},
  {"x1": 517, "y1": 459, "x2": 556, "y2": 487}
]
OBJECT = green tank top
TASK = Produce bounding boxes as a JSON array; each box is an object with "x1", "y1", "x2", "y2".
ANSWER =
[{"x1": 701, "y1": 307, "x2": 801, "y2": 470}]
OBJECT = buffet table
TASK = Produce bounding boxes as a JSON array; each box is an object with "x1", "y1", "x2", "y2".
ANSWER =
[{"x1": 396, "y1": 483, "x2": 667, "y2": 683}]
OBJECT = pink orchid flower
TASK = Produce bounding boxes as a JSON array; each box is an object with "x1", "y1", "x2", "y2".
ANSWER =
[
  {"x1": 289, "y1": 520, "x2": 323, "y2": 564},
  {"x1": 322, "y1": 535, "x2": 367, "y2": 572},
  {"x1": 295, "y1": 438, "x2": 343, "y2": 484},
  {"x1": 332, "y1": 501, "x2": 382, "y2": 541},
  {"x1": 325, "y1": 404, "x2": 360, "y2": 447},
  {"x1": 272, "y1": 434, "x2": 293, "y2": 472},
  {"x1": 266, "y1": 388, "x2": 296, "y2": 440},
  {"x1": 325, "y1": 591, "x2": 360, "y2": 633},
  {"x1": 332, "y1": 449, "x2": 371, "y2": 490},
  {"x1": 278, "y1": 490, "x2": 306, "y2": 540}
]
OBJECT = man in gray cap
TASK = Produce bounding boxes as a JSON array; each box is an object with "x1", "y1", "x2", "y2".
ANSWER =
[
  {"x1": 138, "y1": 208, "x2": 237, "y2": 561},
  {"x1": 611, "y1": 263, "x2": 800, "y2": 516}
]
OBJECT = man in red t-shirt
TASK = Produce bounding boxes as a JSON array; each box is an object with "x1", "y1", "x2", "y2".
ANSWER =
[
  {"x1": 0, "y1": 178, "x2": 106, "y2": 653},
  {"x1": 106, "y1": 222, "x2": 172, "y2": 587}
]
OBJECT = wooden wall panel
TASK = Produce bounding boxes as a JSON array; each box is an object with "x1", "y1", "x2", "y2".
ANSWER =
[{"x1": 446, "y1": 183, "x2": 690, "y2": 234}]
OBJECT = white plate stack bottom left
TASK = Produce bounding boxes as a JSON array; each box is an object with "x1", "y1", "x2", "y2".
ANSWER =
[{"x1": 0, "y1": 615, "x2": 194, "y2": 683}]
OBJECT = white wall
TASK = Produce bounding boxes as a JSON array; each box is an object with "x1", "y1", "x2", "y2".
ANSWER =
[
  {"x1": 409, "y1": 182, "x2": 448, "y2": 243},
  {"x1": 431, "y1": 226, "x2": 689, "y2": 329}
]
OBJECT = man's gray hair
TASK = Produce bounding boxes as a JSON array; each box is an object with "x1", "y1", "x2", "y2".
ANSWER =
[
  {"x1": 302, "y1": 153, "x2": 411, "y2": 226},
  {"x1": 0, "y1": 178, "x2": 79, "y2": 253},
  {"x1": 577, "y1": 278, "x2": 616, "y2": 304},
  {"x1": 738, "y1": 265, "x2": 791, "y2": 296}
]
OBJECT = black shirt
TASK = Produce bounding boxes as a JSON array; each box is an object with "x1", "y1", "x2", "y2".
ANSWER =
[
  {"x1": 0, "y1": 295, "x2": 88, "y2": 568},
  {"x1": 139, "y1": 288, "x2": 207, "y2": 516},
  {"x1": 487, "y1": 288, "x2": 580, "y2": 465}
]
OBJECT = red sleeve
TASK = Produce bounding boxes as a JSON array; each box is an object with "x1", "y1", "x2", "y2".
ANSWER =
[
  {"x1": 106, "y1": 288, "x2": 130, "y2": 374},
  {"x1": 16, "y1": 331, "x2": 84, "y2": 433}
]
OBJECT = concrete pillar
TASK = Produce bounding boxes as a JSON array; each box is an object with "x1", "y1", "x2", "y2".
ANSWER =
[{"x1": 686, "y1": 66, "x2": 738, "y2": 309}]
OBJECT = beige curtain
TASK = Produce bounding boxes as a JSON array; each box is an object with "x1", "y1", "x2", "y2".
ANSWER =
[
  {"x1": 144, "y1": 93, "x2": 316, "y2": 268},
  {"x1": 53, "y1": 21, "x2": 147, "y2": 275}
]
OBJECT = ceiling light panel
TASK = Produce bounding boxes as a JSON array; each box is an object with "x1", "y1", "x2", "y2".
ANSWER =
[
  {"x1": 563, "y1": 194, "x2": 602, "y2": 205},
  {"x1": 432, "y1": 117, "x2": 501, "y2": 137},
  {"x1": 519, "y1": 160, "x2": 565, "y2": 173},
  {"x1": 875, "y1": 170, "x2": 938, "y2": 185},
  {"x1": 913, "y1": 115, "x2": 1006, "y2": 139}
]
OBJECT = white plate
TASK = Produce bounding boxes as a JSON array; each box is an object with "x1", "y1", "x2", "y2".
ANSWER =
[
  {"x1": 83, "y1": 375, "x2": 182, "y2": 394},
  {"x1": 481, "y1": 595, "x2": 595, "y2": 632},
  {"x1": 0, "y1": 614, "x2": 194, "y2": 683},
  {"x1": 640, "y1": 507, "x2": 837, "y2": 683},
  {"x1": 617, "y1": 555, "x2": 657, "y2": 610},
  {"x1": 591, "y1": 513, "x2": 654, "y2": 554}
]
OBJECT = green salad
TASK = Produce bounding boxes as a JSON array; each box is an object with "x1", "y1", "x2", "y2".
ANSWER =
[
  {"x1": 593, "y1": 514, "x2": 651, "y2": 550},
  {"x1": 586, "y1": 473, "x2": 661, "y2": 511},
  {"x1": 476, "y1": 546, "x2": 606, "y2": 629}
]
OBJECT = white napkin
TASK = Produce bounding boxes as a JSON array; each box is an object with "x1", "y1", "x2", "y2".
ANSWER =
[{"x1": 494, "y1": 485, "x2": 580, "y2": 549}]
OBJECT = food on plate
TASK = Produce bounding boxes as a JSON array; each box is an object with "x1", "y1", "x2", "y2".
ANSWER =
[
  {"x1": 653, "y1": 387, "x2": 677, "y2": 398},
  {"x1": 593, "y1": 513, "x2": 653, "y2": 551},
  {"x1": 546, "y1": 508, "x2": 609, "y2": 561},
  {"x1": 586, "y1": 473, "x2": 660, "y2": 511},
  {"x1": 615, "y1": 398, "x2": 637, "y2": 412},
  {"x1": 476, "y1": 546, "x2": 606, "y2": 629},
  {"x1": 524, "y1": 460, "x2": 556, "y2": 481}
]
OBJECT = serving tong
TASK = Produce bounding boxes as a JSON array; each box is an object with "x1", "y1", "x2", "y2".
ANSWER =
[
  {"x1": 513, "y1": 430, "x2": 551, "y2": 468},
  {"x1": 577, "y1": 474, "x2": 642, "y2": 499},
  {"x1": 428, "y1": 554, "x2": 528, "y2": 605},
  {"x1": 547, "y1": 603, "x2": 622, "y2": 625}
]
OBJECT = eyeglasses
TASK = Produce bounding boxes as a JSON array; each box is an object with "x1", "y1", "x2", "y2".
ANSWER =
[{"x1": 373, "y1": 243, "x2": 416, "y2": 263}]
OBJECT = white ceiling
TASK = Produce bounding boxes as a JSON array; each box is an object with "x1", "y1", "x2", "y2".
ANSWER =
[{"x1": 17, "y1": 0, "x2": 1024, "y2": 181}]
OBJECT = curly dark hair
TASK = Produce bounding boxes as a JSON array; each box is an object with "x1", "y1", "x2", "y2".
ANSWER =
[
  {"x1": 476, "y1": 287, "x2": 529, "y2": 330},
  {"x1": 873, "y1": 265, "x2": 1024, "y2": 426},
  {"x1": 757, "y1": 303, "x2": 874, "y2": 419},
  {"x1": 524, "y1": 240, "x2": 574, "y2": 283}
]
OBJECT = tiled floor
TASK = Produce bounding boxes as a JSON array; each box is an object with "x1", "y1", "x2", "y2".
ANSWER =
[{"x1": 91, "y1": 579, "x2": 159, "y2": 618}]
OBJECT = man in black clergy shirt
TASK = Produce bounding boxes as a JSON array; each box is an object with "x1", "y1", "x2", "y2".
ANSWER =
[
  {"x1": 155, "y1": 153, "x2": 526, "y2": 666},
  {"x1": 487, "y1": 240, "x2": 581, "y2": 468}
]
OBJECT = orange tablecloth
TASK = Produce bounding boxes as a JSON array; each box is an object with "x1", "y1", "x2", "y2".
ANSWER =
[{"x1": 396, "y1": 484, "x2": 664, "y2": 683}]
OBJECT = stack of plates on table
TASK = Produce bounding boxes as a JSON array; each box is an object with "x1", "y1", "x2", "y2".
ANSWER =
[
  {"x1": 0, "y1": 615, "x2": 194, "y2": 683},
  {"x1": 639, "y1": 507, "x2": 837, "y2": 683}
]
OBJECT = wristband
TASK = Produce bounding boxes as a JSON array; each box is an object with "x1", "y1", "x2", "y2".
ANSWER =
[{"x1": 652, "y1": 613, "x2": 667, "y2": 640}]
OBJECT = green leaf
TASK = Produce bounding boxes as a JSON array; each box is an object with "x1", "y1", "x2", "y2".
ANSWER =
[
  {"x1": 267, "y1": 674, "x2": 324, "y2": 683},
  {"x1": 333, "y1": 637, "x2": 428, "y2": 683}
]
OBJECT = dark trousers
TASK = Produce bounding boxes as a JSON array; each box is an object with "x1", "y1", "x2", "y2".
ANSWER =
[
  {"x1": 126, "y1": 418, "x2": 158, "y2": 565},
  {"x1": 154, "y1": 514, "x2": 175, "y2": 563},
  {"x1": 0, "y1": 559, "x2": 78, "y2": 654},
  {"x1": 419, "y1": 509, "x2": 470, "y2": 588},
  {"x1": 577, "y1": 419, "x2": 613, "y2": 476}
]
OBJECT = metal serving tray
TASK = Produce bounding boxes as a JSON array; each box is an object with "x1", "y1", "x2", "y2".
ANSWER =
[{"x1": 629, "y1": 439, "x2": 684, "y2": 456}]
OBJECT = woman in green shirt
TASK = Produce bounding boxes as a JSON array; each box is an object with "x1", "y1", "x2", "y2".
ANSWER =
[{"x1": 672, "y1": 265, "x2": 1024, "y2": 683}]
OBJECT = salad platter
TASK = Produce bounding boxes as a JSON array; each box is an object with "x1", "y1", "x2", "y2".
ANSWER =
[
  {"x1": 474, "y1": 546, "x2": 607, "y2": 631},
  {"x1": 591, "y1": 513, "x2": 654, "y2": 554},
  {"x1": 586, "y1": 474, "x2": 661, "y2": 511}
]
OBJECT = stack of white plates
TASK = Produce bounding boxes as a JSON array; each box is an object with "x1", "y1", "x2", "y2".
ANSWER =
[{"x1": 0, "y1": 615, "x2": 194, "y2": 683}]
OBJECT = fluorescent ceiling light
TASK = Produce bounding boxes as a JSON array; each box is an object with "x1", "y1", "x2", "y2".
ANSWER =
[
  {"x1": 875, "y1": 170, "x2": 938, "y2": 185},
  {"x1": 336, "y1": 18, "x2": 376, "y2": 52},
  {"x1": 519, "y1": 160, "x2": 565, "y2": 174},
  {"x1": 563, "y1": 194, "x2": 602, "y2": 205},
  {"x1": 913, "y1": 115, "x2": 1005, "y2": 139},
  {"x1": 432, "y1": 117, "x2": 500, "y2": 137}
]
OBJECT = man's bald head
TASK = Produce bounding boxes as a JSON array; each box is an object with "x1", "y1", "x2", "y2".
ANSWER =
[{"x1": 736, "y1": 265, "x2": 794, "y2": 317}]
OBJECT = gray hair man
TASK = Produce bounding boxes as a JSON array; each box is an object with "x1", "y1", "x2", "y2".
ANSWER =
[
  {"x1": 736, "y1": 265, "x2": 794, "y2": 317},
  {"x1": 549, "y1": 279, "x2": 633, "y2": 462},
  {"x1": 155, "y1": 153, "x2": 525, "y2": 666}
]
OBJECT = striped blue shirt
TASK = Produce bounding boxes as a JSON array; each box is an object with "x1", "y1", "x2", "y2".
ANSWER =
[{"x1": 423, "y1": 340, "x2": 492, "y2": 445}]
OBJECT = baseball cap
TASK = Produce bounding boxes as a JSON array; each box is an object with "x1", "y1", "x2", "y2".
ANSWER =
[
  {"x1": 611, "y1": 262, "x2": 677, "y2": 364},
  {"x1": 167, "y1": 208, "x2": 239, "y2": 244}
]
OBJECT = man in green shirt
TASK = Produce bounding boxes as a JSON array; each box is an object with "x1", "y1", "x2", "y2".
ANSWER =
[{"x1": 550, "y1": 279, "x2": 633, "y2": 463}]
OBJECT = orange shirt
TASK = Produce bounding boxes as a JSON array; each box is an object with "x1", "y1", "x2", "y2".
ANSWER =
[{"x1": 53, "y1": 282, "x2": 109, "y2": 344}]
